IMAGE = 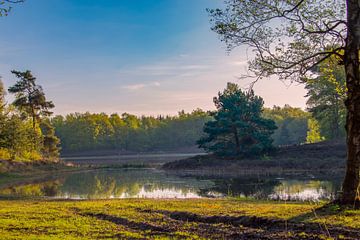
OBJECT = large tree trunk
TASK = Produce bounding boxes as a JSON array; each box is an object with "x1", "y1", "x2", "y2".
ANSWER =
[
  {"x1": 341, "y1": 0, "x2": 360, "y2": 206},
  {"x1": 342, "y1": 85, "x2": 360, "y2": 205}
]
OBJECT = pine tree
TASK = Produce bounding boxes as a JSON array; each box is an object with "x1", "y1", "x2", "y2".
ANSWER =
[
  {"x1": 8, "y1": 70, "x2": 54, "y2": 130},
  {"x1": 198, "y1": 83, "x2": 277, "y2": 157}
]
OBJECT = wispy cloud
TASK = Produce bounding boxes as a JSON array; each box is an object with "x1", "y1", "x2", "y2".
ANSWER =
[
  {"x1": 111, "y1": 52, "x2": 306, "y2": 116},
  {"x1": 118, "y1": 62, "x2": 211, "y2": 77},
  {"x1": 123, "y1": 83, "x2": 146, "y2": 90},
  {"x1": 231, "y1": 60, "x2": 248, "y2": 66},
  {"x1": 117, "y1": 54, "x2": 247, "y2": 83},
  {"x1": 122, "y1": 81, "x2": 161, "y2": 91}
]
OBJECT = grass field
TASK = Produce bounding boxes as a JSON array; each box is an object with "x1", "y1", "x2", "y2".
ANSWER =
[{"x1": 0, "y1": 199, "x2": 359, "y2": 239}]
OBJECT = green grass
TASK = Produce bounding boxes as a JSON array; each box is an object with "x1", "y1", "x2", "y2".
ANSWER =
[{"x1": 0, "y1": 199, "x2": 359, "y2": 239}]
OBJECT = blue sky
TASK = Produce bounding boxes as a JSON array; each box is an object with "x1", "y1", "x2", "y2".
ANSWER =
[{"x1": 0, "y1": 0, "x2": 306, "y2": 115}]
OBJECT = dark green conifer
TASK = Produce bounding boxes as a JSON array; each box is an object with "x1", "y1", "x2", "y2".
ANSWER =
[{"x1": 198, "y1": 83, "x2": 277, "y2": 157}]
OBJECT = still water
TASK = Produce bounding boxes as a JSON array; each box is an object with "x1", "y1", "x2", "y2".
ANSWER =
[{"x1": 0, "y1": 168, "x2": 343, "y2": 201}]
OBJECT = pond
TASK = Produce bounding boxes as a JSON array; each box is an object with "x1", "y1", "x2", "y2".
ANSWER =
[{"x1": 0, "y1": 168, "x2": 343, "y2": 201}]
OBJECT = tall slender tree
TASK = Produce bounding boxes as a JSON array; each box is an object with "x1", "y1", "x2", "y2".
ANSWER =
[
  {"x1": 208, "y1": 0, "x2": 360, "y2": 205},
  {"x1": 9, "y1": 70, "x2": 54, "y2": 130}
]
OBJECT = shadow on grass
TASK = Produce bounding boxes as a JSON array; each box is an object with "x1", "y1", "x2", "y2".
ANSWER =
[
  {"x1": 83, "y1": 212, "x2": 171, "y2": 233},
  {"x1": 74, "y1": 206, "x2": 360, "y2": 239},
  {"x1": 149, "y1": 208, "x2": 360, "y2": 239},
  {"x1": 289, "y1": 201, "x2": 360, "y2": 222}
]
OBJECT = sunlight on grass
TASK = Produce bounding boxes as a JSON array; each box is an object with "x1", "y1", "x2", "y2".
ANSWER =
[{"x1": 0, "y1": 199, "x2": 358, "y2": 239}]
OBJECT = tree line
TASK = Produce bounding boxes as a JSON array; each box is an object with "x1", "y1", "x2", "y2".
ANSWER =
[
  {"x1": 50, "y1": 62, "x2": 346, "y2": 156},
  {"x1": 51, "y1": 104, "x2": 328, "y2": 155},
  {"x1": 0, "y1": 69, "x2": 343, "y2": 158},
  {"x1": 51, "y1": 110, "x2": 210, "y2": 154}
]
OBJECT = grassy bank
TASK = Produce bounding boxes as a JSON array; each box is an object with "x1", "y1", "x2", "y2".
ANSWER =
[{"x1": 0, "y1": 199, "x2": 359, "y2": 239}]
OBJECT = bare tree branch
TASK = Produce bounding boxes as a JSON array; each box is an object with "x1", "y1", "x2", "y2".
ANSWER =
[
  {"x1": 0, "y1": 0, "x2": 24, "y2": 16},
  {"x1": 208, "y1": 0, "x2": 346, "y2": 83}
]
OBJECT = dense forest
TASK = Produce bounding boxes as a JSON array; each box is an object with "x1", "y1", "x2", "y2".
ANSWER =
[
  {"x1": 52, "y1": 104, "x2": 329, "y2": 155},
  {"x1": 52, "y1": 109, "x2": 210, "y2": 154}
]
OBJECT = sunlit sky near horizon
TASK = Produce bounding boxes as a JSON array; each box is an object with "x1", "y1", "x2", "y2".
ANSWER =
[{"x1": 0, "y1": 0, "x2": 307, "y2": 116}]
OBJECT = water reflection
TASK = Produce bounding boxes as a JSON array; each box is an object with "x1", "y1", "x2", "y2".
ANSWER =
[
  {"x1": 269, "y1": 180, "x2": 338, "y2": 201},
  {"x1": 201, "y1": 177, "x2": 280, "y2": 199},
  {"x1": 56, "y1": 170, "x2": 214, "y2": 199},
  {"x1": 0, "y1": 169, "x2": 342, "y2": 201},
  {"x1": 0, "y1": 180, "x2": 62, "y2": 197},
  {"x1": 202, "y1": 176, "x2": 342, "y2": 201}
]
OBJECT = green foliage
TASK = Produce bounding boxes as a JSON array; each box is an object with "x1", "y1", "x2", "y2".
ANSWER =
[
  {"x1": 40, "y1": 120, "x2": 61, "y2": 159},
  {"x1": 0, "y1": 73, "x2": 60, "y2": 162},
  {"x1": 306, "y1": 118, "x2": 324, "y2": 143},
  {"x1": 0, "y1": 114, "x2": 36, "y2": 160},
  {"x1": 52, "y1": 109, "x2": 211, "y2": 153},
  {"x1": 198, "y1": 83, "x2": 277, "y2": 157},
  {"x1": 305, "y1": 58, "x2": 346, "y2": 140},
  {"x1": 263, "y1": 105, "x2": 313, "y2": 146},
  {"x1": 0, "y1": 80, "x2": 6, "y2": 113},
  {"x1": 0, "y1": 79, "x2": 8, "y2": 149}
]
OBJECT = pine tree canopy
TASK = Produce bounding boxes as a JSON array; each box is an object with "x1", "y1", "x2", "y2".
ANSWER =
[{"x1": 198, "y1": 83, "x2": 277, "y2": 157}]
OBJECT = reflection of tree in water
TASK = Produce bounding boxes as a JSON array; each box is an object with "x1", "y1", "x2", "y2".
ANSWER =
[
  {"x1": 114, "y1": 184, "x2": 127, "y2": 197},
  {"x1": 274, "y1": 180, "x2": 332, "y2": 194},
  {"x1": 1, "y1": 170, "x2": 342, "y2": 200},
  {"x1": 126, "y1": 182, "x2": 141, "y2": 197},
  {"x1": 200, "y1": 177, "x2": 280, "y2": 198},
  {"x1": 58, "y1": 173, "x2": 117, "y2": 199},
  {"x1": 143, "y1": 183, "x2": 156, "y2": 192},
  {"x1": 57, "y1": 170, "x2": 214, "y2": 199},
  {"x1": 271, "y1": 180, "x2": 338, "y2": 200},
  {"x1": 93, "y1": 176, "x2": 116, "y2": 198},
  {"x1": 201, "y1": 175, "x2": 342, "y2": 201},
  {"x1": 0, "y1": 180, "x2": 63, "y2": 197}
]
